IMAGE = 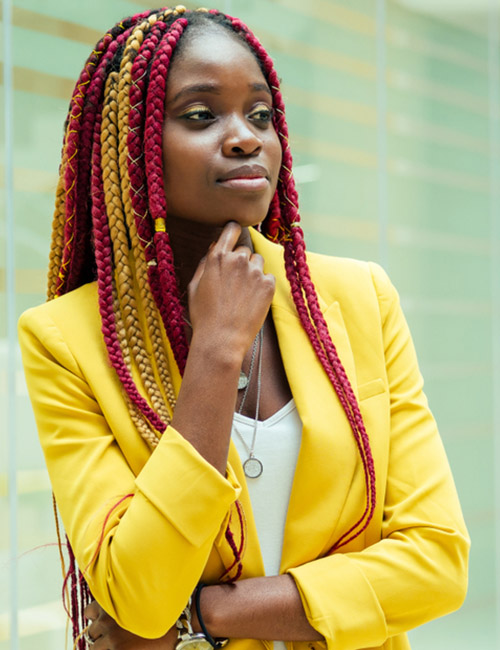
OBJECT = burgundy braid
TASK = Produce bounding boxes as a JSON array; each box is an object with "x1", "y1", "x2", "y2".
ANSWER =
[
  {"x1": 127, "y1": 23, "x2": 166, "y2": 312},
  {"x1": 128, "y1": 19, "x2": 190, "y2": 374},
  {"x1": 228, "y1": 14, "x2": 377, "y2": 548},
  {"x1": 144, "y1": 20, "x2": 190, "y2": 373},
  {"x1": 90, "y1": 90, "x2": 166, "y2": 433}
]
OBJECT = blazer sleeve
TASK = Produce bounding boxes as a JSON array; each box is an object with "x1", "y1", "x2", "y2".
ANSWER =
[
  {"x1": 287, "y1": 263, "x2": 470, "y2": 650},
  {"x1": 18, "y1": 306, "x2": 241, "y2": 638}
]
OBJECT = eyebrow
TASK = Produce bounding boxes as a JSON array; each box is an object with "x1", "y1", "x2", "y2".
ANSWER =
[{"x1": 169, "y1": 82, "x2": 272, "y2": 104}]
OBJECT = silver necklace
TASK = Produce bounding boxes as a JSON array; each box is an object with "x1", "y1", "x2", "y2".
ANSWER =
[
  {"x1": 233, "y1": 327, "x2": 264, "y2": 479},
  {"x1": 238, "y1": 330, "x2": 259, "y2": 391}
]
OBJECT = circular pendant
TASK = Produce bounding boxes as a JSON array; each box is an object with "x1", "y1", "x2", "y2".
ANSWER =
[
  {"x1": 238, "y1": 371, "x2": 249, "y2": 390},
  {"x1": 243, "y1": 456, "x2": 263, "y2": 478}
]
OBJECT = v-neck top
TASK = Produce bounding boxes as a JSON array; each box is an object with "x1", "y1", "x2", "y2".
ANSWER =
[{"x1": 232, "y1": 399, "x2": 303, "y2": 577}]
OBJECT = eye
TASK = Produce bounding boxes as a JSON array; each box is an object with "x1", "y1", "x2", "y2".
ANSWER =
[
  {"x1": 180, "y1": 105, "x2": 215, "y2": 121},
  {"x1": 249, "y1": 104, "x2": 274, "y2": 125}
]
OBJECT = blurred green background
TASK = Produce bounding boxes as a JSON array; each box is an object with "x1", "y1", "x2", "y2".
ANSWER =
[{"x1": 1, "y1": 0, "x2": 498, "y2": 647}]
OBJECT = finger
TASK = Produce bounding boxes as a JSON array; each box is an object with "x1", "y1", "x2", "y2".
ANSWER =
[
  {"x1": 249, "y1": 252, "x2": 264, "y2": 270},
  {"x1": 212, "y1": 221, "x2": 242, "y2": 254},
  {"x1": 232, "y1": 245, "x2": 252, "y2": 260},
  {"x1": 84, "y1": 600, "x2": 99, "y2": 620},
  {"x1": 189, "y1": 254, "x2": 208, "y2": 289}
]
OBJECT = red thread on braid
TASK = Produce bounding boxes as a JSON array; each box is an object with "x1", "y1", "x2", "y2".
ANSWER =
[
  {"x1": 144, "y1": 21, "x2": 190, "y2": 372},
  {"x1": 91, "y1": 94, "x2": 166, "y2": 433},
  {"x1": 67, "y1": 36, "x2": 127, "y2": 291},
  {"x1": 219, "y1": 501, "x2": 246, "y2": 583},
  {"x1": 63, "y1": 539, "x2": 91, "y2": 649}
]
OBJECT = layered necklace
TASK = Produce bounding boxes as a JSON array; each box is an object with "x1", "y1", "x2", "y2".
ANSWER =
[{"x1": 233, "y1": 326, "x2": 264, "y2": 479}]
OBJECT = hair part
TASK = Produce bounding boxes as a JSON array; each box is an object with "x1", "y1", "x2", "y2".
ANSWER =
[{"x1": 48, "y1": 7, "x2": 376, "y2": 646}]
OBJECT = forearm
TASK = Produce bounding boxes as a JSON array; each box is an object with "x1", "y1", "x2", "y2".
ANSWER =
[
  {"x1": 193, "y1": 576, "x2": 323, "y2": 642},
  {"x1": 171, "y1": 335, "x2": 241, "y2": 474}
]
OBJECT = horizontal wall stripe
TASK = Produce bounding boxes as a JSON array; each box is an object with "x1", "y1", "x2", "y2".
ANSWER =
[
  {"x1": 0, "y1": 470, "x2": 51, "y2": 498},
  {"x1": 387, "y1": 25, "x2": 488, "y2": 74},
  {"x1": 0, "y1": 63, "x2": 74, "y2": 100},
  {"x1": 304, "y1": 213, "x2": 491, "y2": 255},
  {"x1": 388, "y1": 112, "x2": 489, "y2": 154},
  {"x1": 12, "y1": 6, "x2": 102, "y2": 45},
  {"x1": 390, "y1": 225, "x2": 490, "y2": 255},
  {"x1": 261, "y1": 28, "x2": 377, "y2": 80},
  {"x1": 388, "y1": 158, "x2": 489, "y2": 192},
  {"x1": 292, "y1": 134, "x2": 378, "y2": 167},
  {"x1": 284, "y1": 83, "x2": 489, "y2": 153},
  {"x1": 401, "y1": 296, "x2": 491, "y2": 316},
  {"x1": 276, "y1": 0, "x2": 376, "y2": 37},
  {"x1": 293, "y1": 134, "x2": 489, "y2": 190},
  {"x1": 387, "y1": 68, "x2": 490, "y2": 116},
  {"x1": 0, "y1": 600, "x2": 66, "y2": 641},
  {"x1": 421, "y1": 361, "x2": 491, "y2": 380},
  {"x1": 0, "y1": 269, "x2": 46, "y2": 294},
  {"x1": 0, "y1": 164, "x2": 59, "y2": 193}
]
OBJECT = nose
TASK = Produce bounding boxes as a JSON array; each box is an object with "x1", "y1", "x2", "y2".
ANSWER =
[{"x1": 221, "y1": 114, "x2": 262, "y2": 157}]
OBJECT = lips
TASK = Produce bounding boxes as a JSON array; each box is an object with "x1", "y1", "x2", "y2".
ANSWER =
[
  {"x1": 217, "y1": 164, "x2": 270, "y2": 192},
  {"x1": 217, "y1": 165, "x2": 269, "y2": 192},
  {"x1": 218, "y1": 164, "x2": 269, "y2": 182}
]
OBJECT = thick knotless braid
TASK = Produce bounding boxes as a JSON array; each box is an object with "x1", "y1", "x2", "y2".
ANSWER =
[
  {"x1": 228, "y1": 13, "x2": 377, "y2": 549},
  {"x1": 143, "y1": 20, "x2": 191, "y2": 373}
]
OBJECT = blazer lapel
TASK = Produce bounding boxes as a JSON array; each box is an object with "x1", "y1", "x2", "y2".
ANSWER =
[{"x1": 251, "y1": 231, "x2": 364, "y2": 571}]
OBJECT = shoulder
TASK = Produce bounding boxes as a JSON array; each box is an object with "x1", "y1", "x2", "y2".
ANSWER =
[
  {"x1": 305, "y1": 250, "x2": 397, "y2": 316},
  {"x1": 18, "y1": 282, "x2": 103, "y2": 364},
  {"x1": 19, "y1": 282, "x2": 99, "y2": 331}
]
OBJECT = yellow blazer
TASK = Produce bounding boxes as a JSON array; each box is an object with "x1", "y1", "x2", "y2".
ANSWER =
[{"x1": 18, "y1": 230, "x2": 469, "y2": 650}]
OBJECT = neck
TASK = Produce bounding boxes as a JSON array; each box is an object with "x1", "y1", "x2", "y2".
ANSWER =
[{"x1": 165, "y1": 216, "x2": 254, "y2": 306}]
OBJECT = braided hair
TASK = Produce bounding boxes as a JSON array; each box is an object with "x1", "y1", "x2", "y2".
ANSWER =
[{"x1": 48, "y1": 6, "x2": 376, "y2": 646}]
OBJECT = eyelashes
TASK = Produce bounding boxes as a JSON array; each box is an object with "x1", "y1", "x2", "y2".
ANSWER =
[{"x1": 179, "y1": 104, "x2": 274, "y2": 125}]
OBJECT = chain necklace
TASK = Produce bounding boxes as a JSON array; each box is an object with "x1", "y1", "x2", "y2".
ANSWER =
[{"x1": 232, "y1": 327, "x2": 264, "y2": 479}]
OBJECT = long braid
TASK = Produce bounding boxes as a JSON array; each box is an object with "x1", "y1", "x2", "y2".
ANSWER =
[
  {"x1": 231, "y1": 15, "x2": 377, "y2": 548},
  {"x1": 143, "y1": 19, "x2": 190, "y2": 373}
]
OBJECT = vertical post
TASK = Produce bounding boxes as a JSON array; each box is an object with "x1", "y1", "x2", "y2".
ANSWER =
[
  {"x1": 489, "y1": 3, "x2": 500, "y2": 646},
  {"x1": 375, "y1": 0, "x2": 389, "y2": 270},
  {"x1": 3, "y1": 0, "x2": 19, "y2": 647}
]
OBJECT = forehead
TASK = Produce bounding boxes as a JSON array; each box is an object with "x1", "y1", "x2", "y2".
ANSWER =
[{"x1": 167, "y1": 26, "x2": 268, "y2": 91}]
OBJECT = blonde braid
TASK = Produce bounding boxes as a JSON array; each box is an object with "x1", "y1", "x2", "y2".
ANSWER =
[
  {"x1": 47, "y1": 166, "x2": 67, "y2": 300},
  {"x1": 101, "y1": 71, "x2": 173, "y2": 430}
]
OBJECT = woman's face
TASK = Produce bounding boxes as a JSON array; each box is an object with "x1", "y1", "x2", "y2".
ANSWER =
[{"x1": 162, "y1": 26, "x2": 282, "y2": 228}]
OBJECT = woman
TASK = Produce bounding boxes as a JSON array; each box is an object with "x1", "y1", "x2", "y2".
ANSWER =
[{"x1": 18, "y1": 5, "x2": 469, "y2": 650}]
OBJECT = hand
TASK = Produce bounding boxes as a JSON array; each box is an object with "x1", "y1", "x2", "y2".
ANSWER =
[
  {"x1": 188, "y1": 222, "x2": 275, "y2": 360},
  {"x1": 84, "y1": 600, "x2": 177, "y2": 650}
]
